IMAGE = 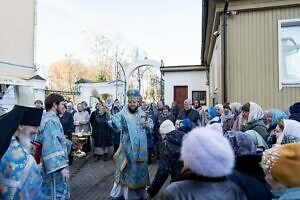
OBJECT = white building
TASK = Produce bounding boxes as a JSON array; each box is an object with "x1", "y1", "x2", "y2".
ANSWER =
[
  {"x1": 0, "y1": 0, "x2": 45, "y2": 111},
  {"x1": 161, "y1": 65, "x2": 208, "y2": 109},
  {"x1": 75, "y1": 79, "x2": 125, "y2": 109}
]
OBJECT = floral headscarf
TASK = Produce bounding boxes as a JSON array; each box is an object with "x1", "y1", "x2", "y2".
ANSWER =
[
  {"x1": 229, "y1": 102, "x2": 242, "y2": 116},
  {"x1": 224, "y1": 131, "x2": 257, "y2": 156}
]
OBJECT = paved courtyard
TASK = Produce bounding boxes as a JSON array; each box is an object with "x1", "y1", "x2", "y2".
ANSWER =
[{"x1": 70, "y1": 155, "x2": 166, "y2": 200}]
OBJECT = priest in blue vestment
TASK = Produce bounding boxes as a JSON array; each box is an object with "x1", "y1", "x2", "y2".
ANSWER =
[
  {"x1": 110, "y1": 89, "x2": 153, "y2": 200},
  {"x1": 0, "y1": 105, "x2": 44, "y2": 199},
  {"x1": 37, "y1": 94, "x2": 71, "y2": 199}
]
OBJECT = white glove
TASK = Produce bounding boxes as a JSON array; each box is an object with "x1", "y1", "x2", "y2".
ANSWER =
[{"x1": 61, "y1": 168, "x2": 70, "y2": 182}]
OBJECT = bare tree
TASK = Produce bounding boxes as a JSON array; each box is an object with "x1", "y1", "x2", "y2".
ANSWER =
[{"x1": 48, "y1": 55, "x2": 94, "y2": 91}]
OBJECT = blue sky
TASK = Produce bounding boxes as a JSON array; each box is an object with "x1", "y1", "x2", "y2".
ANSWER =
[{"x1": 36, "y1": 0, "x2": 202, "y2": 74}]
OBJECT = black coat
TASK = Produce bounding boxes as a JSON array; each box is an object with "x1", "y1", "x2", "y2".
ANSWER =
[
  {"x1": 147, "y1": 130, "x2": 186, "y2": 197},
  {"x1": 161, "y1": 171, "x2": 247, "y2": 200},
  {"x1": 177, "y1": 108, "x2": 200, "y2": 126},
  {"x1": 90, "y1": 111, "x2": 111, "y2": 147},
  {"x1": 58, "y1": 111, "x2": 74, "y2": 140},
  {"x1": 229, "y1": 155, "x2": 272, "y2": 200}
]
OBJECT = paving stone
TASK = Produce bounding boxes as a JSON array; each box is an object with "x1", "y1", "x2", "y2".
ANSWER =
[{"x1": 70, "y1": 155, "x2": 169, "y2": 200}]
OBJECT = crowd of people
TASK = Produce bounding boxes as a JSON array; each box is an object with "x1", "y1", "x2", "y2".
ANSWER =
[{"x1": 1, "y1": 89, "x2": 300, "y2": 199}]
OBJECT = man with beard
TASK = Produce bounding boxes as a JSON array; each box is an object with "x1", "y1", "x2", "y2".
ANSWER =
[
  {"x1": 0, "y1": 105, "x2": 44, "y2": 199},
  {"x1": 37, "y1": 93, "x2": 71, "y2": 199},
  {"x1": 110, "y1": 89, "x2": 153, "y2": 200}
]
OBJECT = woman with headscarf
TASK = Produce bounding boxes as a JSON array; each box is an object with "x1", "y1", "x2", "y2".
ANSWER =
[
  {"x1": 222, "y1": 103, "x2": 235, "y2": 132},
  {"x1": 263, "y1": 109, "x2": 288, "y2": 147},
  {"x1": 90, "y1": 104, "x2": 112, "y2": 161},
  {"x1": 274, "y1": 119, "x2": 300, "y2": 146},
  {"x1": 225, "y1": 131, "x2": 272, "y2": 200},
  {"x1": 205, "y1": 107, "x2": 223, "y2": 133},
  {"x1": 147, "y1": 120, "x2": 187, "y2": 198},
  {"x1": 230, "y1": 102, "x2": 243, "y2": 131},
  {"x1": 240, "y1": 102, "x2": 268, "y2": 140}
]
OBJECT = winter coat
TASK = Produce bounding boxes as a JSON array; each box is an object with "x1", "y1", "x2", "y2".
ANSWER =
[
  {"x1": 147, "y1": 130, "x2": 186, "y2": 197},
  {"x1": 90, "y1": 110, "x2": 111, "y2": 147},
  {"x1": 171, "y1": 107, "x2": 180, "y2": 119},
  {"x1": 58, "y1": 111, "x2": 74, "y2": 140},
  {"x1": 161, "y1": 171, "x2": 247, "y2": 200},
  {"x1": 177, "y1": 108, "x2": 200, "y2": 126},
  {"x1": 158, "y1": 113, "x2": 176, "y2": 127},
  {"x1": 229, "y1": 155, "x2": 272, "y2": 200},
  {"x1": 241, "y1": 119, "x2": 268, "y2": 140}
]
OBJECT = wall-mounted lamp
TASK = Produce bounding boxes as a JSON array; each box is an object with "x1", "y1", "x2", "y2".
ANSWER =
[
  {"x1": 213, "y1": 31, "x2": 220, "y2": 37},
  {"x1": 227, "y1": 10, "x2": 239, "y2": 15}
]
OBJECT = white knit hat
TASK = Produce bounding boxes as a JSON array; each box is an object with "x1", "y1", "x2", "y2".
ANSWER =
[
  {"x1": 181, "y1": 127, "x2": 235, "y2": 177},
  {"x1": 159, "y1": 120, "x2": 175, "y2": 134}
]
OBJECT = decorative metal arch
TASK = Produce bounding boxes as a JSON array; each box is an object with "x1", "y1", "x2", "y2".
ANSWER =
[{"x1": 125, "y1": 59, "x2": 162, "y2": 85}]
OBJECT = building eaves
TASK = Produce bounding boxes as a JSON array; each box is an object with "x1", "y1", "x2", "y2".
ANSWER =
[{"x1": 160, "y1": 65, "x2": 206, "y2": 72}]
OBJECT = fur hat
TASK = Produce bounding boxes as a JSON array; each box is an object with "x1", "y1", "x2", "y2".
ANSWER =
[
  {"x1": 159, "y1": 120, "x2": 175, "y2": 134},
  {"x1": 181, "y1": 127, "x2": 235, "y2": 177},
  {"x1": 261, "y1": 142, "x2": 300, "y2": 187}
]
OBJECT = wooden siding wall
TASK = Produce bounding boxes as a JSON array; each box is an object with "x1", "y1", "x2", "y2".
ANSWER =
[{"x1": 227, "y1": 6, "x2": 300, "y2": 110}]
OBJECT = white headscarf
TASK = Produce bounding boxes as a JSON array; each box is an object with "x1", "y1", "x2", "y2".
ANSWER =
[
  {"x1": 277, "y1": 119, "x2": 300, "y2": 144},
  {"x1": 215, "y1": 104, "x2": 224, "y2": 115},
  {"x1": 229, "y1": 102, "x2": 242, "y2": 116},
  {"x1": 248, "y1": 102, "x2": 264, "y2": 123}
]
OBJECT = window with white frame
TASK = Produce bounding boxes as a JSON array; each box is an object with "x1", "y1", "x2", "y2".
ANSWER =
[{"x1": 278, "y1": 18, "x2": 300, "y2": 88}]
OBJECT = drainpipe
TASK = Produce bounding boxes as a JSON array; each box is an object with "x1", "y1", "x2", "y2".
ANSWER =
[{"x1": 223, "y1": 0, "x2": 229, "y2": 103}]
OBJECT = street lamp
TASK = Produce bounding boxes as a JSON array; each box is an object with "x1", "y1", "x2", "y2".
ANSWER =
[{"x1": 116, "y1": 61, "x2": 127, "y2": 105}]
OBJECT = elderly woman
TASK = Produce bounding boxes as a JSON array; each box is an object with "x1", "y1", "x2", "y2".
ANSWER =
[
  {"x1": 261, "y1": 142, "x2": 300, "y2": 199},
  {"x1": 147, "y1": 120, "x2": 186, "y2": 199},
  {"x1": 90, "y1": 104, "x2": 112, "y2": 161},
  {"x1": 230, "y1": 102, "x2": 243, "y2": 131},
  {"x1": 263, "y1": 109, "x2": 288, "y2": 130},
  {"x1": 263, "y1": 109, "x2": 288, "y2": 147},
  {"x1": 222, "y1": 103, "x2": 235, "y2": 132},
  {"x1": 162, "y1": 127, "x2": 247, "y2": 200},
  {"x1": 274, "y1": 119, "x2": 300, "y2": 146},
  {"x1": 225, "y1": 131, "x2": 272, "y2": 200},
  {"x1": 240, "y1": 102, "x2": 268, "y2": 140}
]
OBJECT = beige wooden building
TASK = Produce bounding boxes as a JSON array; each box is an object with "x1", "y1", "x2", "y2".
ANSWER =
[
  {"x1": 0, "y1": 0, "x2": 45, "y2": 110},
  {"x1": 202, "y1": 0, "x2": 300, "y2": 110}
]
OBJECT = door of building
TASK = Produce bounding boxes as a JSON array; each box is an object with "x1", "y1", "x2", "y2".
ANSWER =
[{"x1": 174, "y1": 86, "x2": 188, "y2": 109}]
